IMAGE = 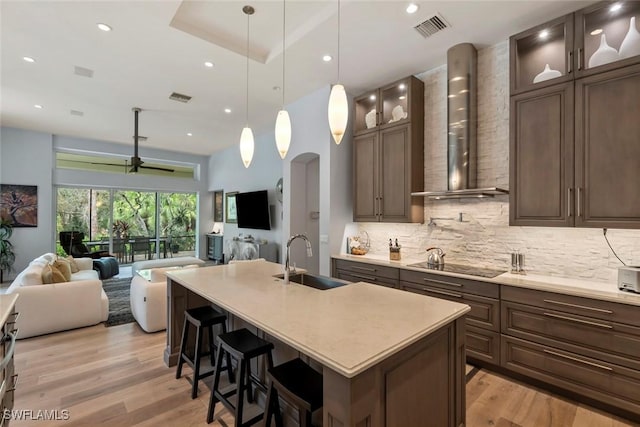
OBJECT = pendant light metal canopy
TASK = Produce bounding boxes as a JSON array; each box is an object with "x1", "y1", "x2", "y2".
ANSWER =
[
  {"x1": 328, "y1": 0, "x2": 348, "y2": 145},
  {"x1": 240, "y1": 5, "x2": 255, "y2": 168},
  {"x1": 274, "y1": 0, "x2": 291, "y2": 159}
]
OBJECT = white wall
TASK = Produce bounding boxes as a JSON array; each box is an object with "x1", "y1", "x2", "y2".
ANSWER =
[
  {"x1": 0, "y1": 127, "x2": 212, "y2": 277},
  {"x1": 359, "y1": 41, "x2": 640, "y2": 283}
]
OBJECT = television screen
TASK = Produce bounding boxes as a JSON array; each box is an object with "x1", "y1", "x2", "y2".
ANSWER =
[{"x1": 235, "y1": 190, "x2": 271, "y2": 230}]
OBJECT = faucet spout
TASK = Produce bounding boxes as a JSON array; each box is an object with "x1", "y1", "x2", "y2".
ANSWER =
[{"x1": 284, "y1": 234, "x2": 313, "y2": 284}]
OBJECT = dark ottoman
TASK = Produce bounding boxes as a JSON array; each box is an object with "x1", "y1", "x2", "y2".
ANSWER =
[{"x1": 93, "y1": 257, "x2": 119, "y2": 280}]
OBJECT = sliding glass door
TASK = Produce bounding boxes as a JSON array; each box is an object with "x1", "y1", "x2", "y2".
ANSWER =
[{"x1": 56, "y1": 188, "x2": 110, "y2": 256}]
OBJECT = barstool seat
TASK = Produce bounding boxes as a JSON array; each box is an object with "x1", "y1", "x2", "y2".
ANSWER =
[
  {"x1": 208, "y1": 328, "x2": 274, "y2": 426},
  {"x1": 176, "y1": 305, "x2": 233, "y2": 399},
  {"x1": 264, "y1": 358, "x2": 323, "y2": 427}
]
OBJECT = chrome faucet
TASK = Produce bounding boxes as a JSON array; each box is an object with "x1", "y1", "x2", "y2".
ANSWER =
[{"x1": 284, "y1": 234, "x2": 313, "y2": 284}]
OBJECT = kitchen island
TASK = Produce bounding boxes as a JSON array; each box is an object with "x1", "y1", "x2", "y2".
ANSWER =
[{"x1": 164, "y1": 261, "x2": 469, "y2": 427}]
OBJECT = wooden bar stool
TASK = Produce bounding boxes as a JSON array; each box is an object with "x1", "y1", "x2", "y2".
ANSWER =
[
  {"x1": 263, "y1": 358, "x2": 323, "y2": 427},
  {"x1": 207, "y1": 328, "x2": 274, "y2": 426},
  {"x1": 176, "y1": 305, "x2": 234, "y2": 399}
]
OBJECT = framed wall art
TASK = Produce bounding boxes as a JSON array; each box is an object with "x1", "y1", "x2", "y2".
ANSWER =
[
  {"x1": 0, "y1": 184, "x2": 38, "y2": 227},
  {"x1": 225, "y1": 192, "x2": 238, "y2": 224},
  {"x1": 213, "y1": 190, "x2": 224, "y2": 222}
]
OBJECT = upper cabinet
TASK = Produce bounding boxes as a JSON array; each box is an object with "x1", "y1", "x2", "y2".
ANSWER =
[
  {"x1": 353, "y1": 76, "x2": 424, "y2": 223},
  {"x1": 510, "y1": 1, "x2": 640, "y2": 229},
  {"x1": 511, "y1": 1, "x2": 640, "y2": 95}
]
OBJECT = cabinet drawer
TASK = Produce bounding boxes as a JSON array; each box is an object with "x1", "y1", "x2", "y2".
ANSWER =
[
  {"x1": 400, "y1": 282, "x2": 499, "y2": 331},
  {"x1": 466, "y1": 325, "x2": 500, "y2": 365},
  {"x1": 335, "y1": 271, "x2": 398, "y2": 289},
  {"x1": 333, "y1": 259, "x2": 399, "y2": 281},
  {"x1": 502, "y1": 285, "x2": 638, "y2": 326},
  {"x1": 400, "y1": 269, "x2": 499, "y2": 298},
  {"x1": 502, "y1": 301, "x2": 640, "y2": 370},
  {"x1": 502, "y1": 335, "x2": 640, "y2": 415}
]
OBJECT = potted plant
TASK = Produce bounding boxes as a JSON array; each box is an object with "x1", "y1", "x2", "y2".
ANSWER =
[{"x1": 0, "y1": 220, "x2": 16, "y2": 283}]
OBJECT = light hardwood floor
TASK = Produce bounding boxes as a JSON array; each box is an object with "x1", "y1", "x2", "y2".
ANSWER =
[{"x1": 12, "y1": 323, "x2": 638, "y2": 427}]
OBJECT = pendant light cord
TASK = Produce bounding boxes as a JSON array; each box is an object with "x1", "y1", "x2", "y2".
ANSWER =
[
  {"x1": 337, "y1": 0, "x2": 341, "y2": 82},
  {"x1": 246, "y1": 10, "x2": 250, "y2": 126},
  {"x1": 282, "y1": 0, "x2": 286, "y2": 108}
]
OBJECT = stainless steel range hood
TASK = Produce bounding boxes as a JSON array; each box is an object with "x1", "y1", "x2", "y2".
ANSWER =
[{"x1": 412, "y1": 43, "x2": 508, "y2": 200}]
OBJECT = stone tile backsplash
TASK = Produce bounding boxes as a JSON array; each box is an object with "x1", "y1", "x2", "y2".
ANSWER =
[{"x1": 359, "y1": 41, "x2": 640, "y2": 284}]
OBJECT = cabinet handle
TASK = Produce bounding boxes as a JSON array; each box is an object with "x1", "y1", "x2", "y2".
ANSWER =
[
  {"x1": 543, "y1": 299, "x2": 613, "y2": 314},
  {"x1": 543, "y1": 349, "x2": 612, "y2": 372},
  {"x1": 577, "y1": 187, "x2": 582, "y2": 217},
  {"x1": 7, "y1": 373, "x2": 18, "y2": 392},
  {"x1": 543, "y1": 312, "x2": 613, "y2": 329},
  {"x1": 567, "y1": 51, "x2": 573, "y2": 74},
  {"x1": 350, "y1": 273, "x2": 377, "y2": 282},
  {"x1": 567, "y1": 188, "x2": 572, "y2": 217},
  {"x1": 577, "y1": 48, "x2": 583, "y2": 71},
  {"x1": 351, "y1": 265, "x2": 376, "y2": 272},
  {"x1": 423, "y1": 278, "x2": 462, "y2": 287},
  {"x1": 422, "y1": 287, "x2": 463, "y2": 298}
]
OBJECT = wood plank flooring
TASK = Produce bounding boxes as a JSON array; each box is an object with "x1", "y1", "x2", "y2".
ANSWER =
[{"x1": 12, "y1": 323, "x2": 639, "y2": 427}]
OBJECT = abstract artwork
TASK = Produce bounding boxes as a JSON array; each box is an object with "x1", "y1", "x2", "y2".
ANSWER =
[{"x1": 0, "y1": 184, "x2": 38, "y2": 227}]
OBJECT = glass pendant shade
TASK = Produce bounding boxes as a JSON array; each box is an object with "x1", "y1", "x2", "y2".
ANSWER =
[
  {"x1": 328, "y1": 83, "x2": 348, "y2": 145},
  {"x1": 239, "y1": 127, "x2": 255, "y2": 168},
  {"x1": 275, "y1": 110, "x2": 291, "y2": 159}
]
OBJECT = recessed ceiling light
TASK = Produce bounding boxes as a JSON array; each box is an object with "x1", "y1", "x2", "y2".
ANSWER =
[
  {"x1": 399, "y1": 96, "x2": 406, "y2": 100},
  {"x1": 204, "y1": 61, "x2": 214, "y2": 68},
  {"x1": 224, "y1": 108, "x2": 232, "y2": 114},
  {"x1": 369, "y1": 95, "x2": 376, "y2": 101},
  {"x1": 590, "y1": 28, "x2": 603, "y2": 36},
  {"x1": 399, "y1": 83, "x2": 406, "y2": 90},
  {"x1": 23, "y1": 56, "x2": 35, "y2": 63},
  {"x1": 539, "y1": 29, "x2": 549, "y2": 39},
  {"x1": 610, "y1": 3, "x2": 622, "y2": 12},
  {"x1": 406, "y1": 3, "x2": 419, "y2": 14},
  {"x1": 187, "y1": 132, "x2": 193, "y2": 136},
  {"x1": 322, "y1": 55, "x2": 333, "y2": 62},
  {"x1": 34, "y1": 104, "x2": 43, "y2": 109},
  {"x1": 97, "y1": 23, "x2": 112, "y2": 32}
]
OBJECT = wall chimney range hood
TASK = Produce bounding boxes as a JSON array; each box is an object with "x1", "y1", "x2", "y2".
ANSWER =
[{"x1": 412, "y1": 43, "x2": 508, "y2": 200}]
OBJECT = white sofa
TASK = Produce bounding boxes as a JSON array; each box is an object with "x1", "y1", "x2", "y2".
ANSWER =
[
  {"x1": 130, "y1": 257, "x2": 204, "y2": 333},
  {"x1": 7, "y1": 253, "x2": 109, "y2": 339}
]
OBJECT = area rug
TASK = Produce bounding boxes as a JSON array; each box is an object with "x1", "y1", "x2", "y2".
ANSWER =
[{"x1": 102, "y1": 276, "x2": 135, "y2": 327}]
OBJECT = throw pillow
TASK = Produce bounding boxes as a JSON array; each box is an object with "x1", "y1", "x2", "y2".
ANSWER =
[
  {"x1": 41, "y1": 264, "x2": 54, "y2": 284},
  {"x1": 50, "y1": 265, "x2": 67, "y2": 283},
  {"x1": 53, "y1": 259, "x2": 72, "y2": 282},
  {"x1": 65, "y1": 256, "x2": 80, "y2": 273}
]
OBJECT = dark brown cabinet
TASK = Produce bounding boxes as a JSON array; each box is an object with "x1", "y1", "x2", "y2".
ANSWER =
[
  {"x1": 353, "y1": 76, "x2": 424, "y2": 223},
  {"x1": 510, "y1": 1, "x2": 640, "y2": 228},
  {"x1": 332, "y1": 258, "x2": 399, "y2": 288}
]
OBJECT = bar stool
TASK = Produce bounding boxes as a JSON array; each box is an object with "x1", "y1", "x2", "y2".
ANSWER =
[
  {"x1": 207, "y1": 328, "x2": 274, "y2": 426},
  {"x1": 263, "y1": 358, "x2": 323, "y2": 427},
  {"x1": 176, "y1": 305, "x2": 234, "y2": 399}
]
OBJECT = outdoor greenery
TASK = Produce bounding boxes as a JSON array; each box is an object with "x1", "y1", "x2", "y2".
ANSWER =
[
  {"x1": 56, "y1": 188, "x2": 197, "y2": 258},
  {"x1": 0, "y1": 220, "x2": 15, "y2": 282}
]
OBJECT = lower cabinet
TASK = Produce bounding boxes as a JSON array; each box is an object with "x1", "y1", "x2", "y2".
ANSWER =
[
  {"x1": 332, "y1": 259, "x2": 399, "y2": 288},
  {"x1": 206, "y1": 234, "x2": 224, "y2": 264}
]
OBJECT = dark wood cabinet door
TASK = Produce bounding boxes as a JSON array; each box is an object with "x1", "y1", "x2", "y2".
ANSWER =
[
  {"x1": 510, "y1": 82, "x2": 574, "y2": 226},
  {"x1": 353, "y1": 132, "x2": 379, "y2": 221},
  {"x1": 575, "y1": 64, "x2": 640, "y2": 228},
  {"x1": 380, "y1": 124, "x2": 411, "y2": 222}
]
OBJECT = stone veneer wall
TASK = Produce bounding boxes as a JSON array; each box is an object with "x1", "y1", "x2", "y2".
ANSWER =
[{"x1": 359, "y1": 41, "x2": 640, "y2": 283}]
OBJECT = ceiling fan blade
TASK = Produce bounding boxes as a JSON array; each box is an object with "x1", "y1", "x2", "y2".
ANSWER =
[{"x1": 140, "y1": 165, "x2": 175, "y2": 172}]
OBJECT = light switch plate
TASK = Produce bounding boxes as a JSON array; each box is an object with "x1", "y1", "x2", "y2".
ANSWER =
[{"x1": 320, "y1": 234, "x2": 329, "y2": 243}]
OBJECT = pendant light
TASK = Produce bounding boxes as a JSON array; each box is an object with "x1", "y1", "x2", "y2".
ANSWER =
[
  {"x1": 239, "y1": 5, "x2": 255, "y2": 168},
  {"x1": 328, "y1": 0, "x2": 348, "y2": 145},
  {"x1": 274, "y1": 0, "x2": 291, "y2": 159}
]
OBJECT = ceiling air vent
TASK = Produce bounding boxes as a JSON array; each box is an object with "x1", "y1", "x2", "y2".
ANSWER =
[
  {"x1": 74, "y1": 66, "x2": 94, "y2": 78},
  {"x1": 169, "y1": 92, "x2": 192, "y2": 103},
  {"x1": 414, "y1": 13, "x2": 450, "y2": 38},
  {"x1": 70, "y1": 110, "x2": 84, "y2": 117}
]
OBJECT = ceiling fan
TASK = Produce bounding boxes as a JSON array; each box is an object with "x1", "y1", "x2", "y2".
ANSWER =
[{"x1": 129, "y1": 107, "x2": 174, "y2": 173}]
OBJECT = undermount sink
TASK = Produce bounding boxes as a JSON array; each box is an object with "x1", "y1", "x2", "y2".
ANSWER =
[{"x1": 273, "y1": 273, "x2": 350, "y2": 291}]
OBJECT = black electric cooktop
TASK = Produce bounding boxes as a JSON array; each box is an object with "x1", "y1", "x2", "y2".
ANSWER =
[{"x1": 407, "y1": 262, "x2": 506, "y2": 279}]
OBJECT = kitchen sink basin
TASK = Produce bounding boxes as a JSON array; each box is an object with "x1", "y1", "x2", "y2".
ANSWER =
[{"x1": 273, "y1": 273, "x2": 350, "y2": 291}]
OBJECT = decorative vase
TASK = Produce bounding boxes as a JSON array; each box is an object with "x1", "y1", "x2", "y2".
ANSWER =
[
  {"x1": 533, "y1": 64, "x2": 562, "y2": 83},
  {"x1": 365, "y1": 109, "x2": 377, "y2": 129},
  {"x1": 619, "y1": 16, "x2": 640, "y2": 59},
  {"x1": 588, "y1": 34, "x2": 619, "y2": 68}
]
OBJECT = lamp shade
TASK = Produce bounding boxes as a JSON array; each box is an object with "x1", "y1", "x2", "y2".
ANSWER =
[
  {"x1": 275, "y1": 109, "x2": 291, "y2": 159},
  {"x1": 328, "y1": 84, "x2": 348, "y2": 145},
  {"x1": 239, "y1": 127, "x2": 255, "y2": 168}
]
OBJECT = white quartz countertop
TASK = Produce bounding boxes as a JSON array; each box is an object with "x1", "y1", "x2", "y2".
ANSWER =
[
  {"x1": 332, "y1": 253, "x2": 640, "y2": 307},
  {"x1": 166, "y1": 261, "x2": 469, "y2": 378},
  {"x1": 0, "y1": 294, "x2": 18, "y2": 328}
]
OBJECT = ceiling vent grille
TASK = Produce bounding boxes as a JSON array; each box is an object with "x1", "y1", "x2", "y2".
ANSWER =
[
  {"x1": 169, "y1": 92, "x2": 192, "y2": 103},
  {"x1": 74, "y1": 66, "x2": 94, "y2": 78},
  {"x1": 70, "y1": 110, "x2": 84, "y2": 117},
  {"x1": 414, "y1": 13, "x2": 450, "y2": 38}
]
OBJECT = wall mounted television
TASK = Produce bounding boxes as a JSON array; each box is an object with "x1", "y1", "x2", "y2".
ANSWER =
[{"x1": 235, "y1": 190, "x2": 271, "y2": 230}]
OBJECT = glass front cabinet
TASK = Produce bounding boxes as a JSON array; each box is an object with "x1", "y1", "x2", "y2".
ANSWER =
[{"x1": 511, "y1": 1, "x2": 640, "y2": 94}]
